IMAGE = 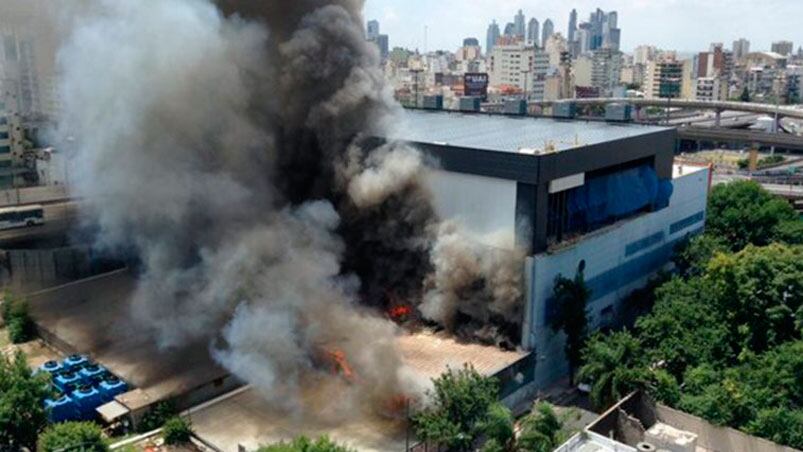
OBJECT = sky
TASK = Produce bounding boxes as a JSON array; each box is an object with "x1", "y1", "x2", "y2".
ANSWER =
[{"x1": 363, "y1": 0, "x2": 803, "y2": 54}]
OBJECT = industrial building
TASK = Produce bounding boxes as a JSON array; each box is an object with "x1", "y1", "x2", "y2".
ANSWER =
[{"x1": 393, "y1": 109, "x2": 710, "y2": 389}]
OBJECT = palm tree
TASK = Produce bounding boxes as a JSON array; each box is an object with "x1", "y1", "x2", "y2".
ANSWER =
[{"x1": 577, "y1": 331, "x2": 648, "y2": 409}]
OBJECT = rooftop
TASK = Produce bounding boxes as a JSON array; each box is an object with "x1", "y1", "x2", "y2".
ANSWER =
[{"x1": 393, "y1": 109, "x2": 670, "y2": 154}]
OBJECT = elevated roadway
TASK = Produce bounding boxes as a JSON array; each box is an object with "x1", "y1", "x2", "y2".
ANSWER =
[
  {"x1": 526, "y1": 98, "x2": 803, "y2": 120},
  {"x1": 677, "y1": 127, "x2": 803, "y2": 151}
]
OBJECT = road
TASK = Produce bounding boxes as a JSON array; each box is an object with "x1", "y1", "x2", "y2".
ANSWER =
[{"x1": 0, "y1": 202, "x2": 79, "y2": 248}]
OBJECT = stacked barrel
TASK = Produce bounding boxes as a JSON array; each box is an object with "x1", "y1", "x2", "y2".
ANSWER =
[{"x1": 38, "y1": 355, "x2": 129, "y2": 423}]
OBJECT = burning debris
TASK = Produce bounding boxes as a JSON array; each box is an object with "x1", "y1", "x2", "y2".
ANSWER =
[{"x1": 58, "y1": 0, "x2": 524, "y2": 416}]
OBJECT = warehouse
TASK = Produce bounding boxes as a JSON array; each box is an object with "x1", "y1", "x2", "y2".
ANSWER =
[{"x1": 392, "y1": 109, "x2": 710, "y2": 388}]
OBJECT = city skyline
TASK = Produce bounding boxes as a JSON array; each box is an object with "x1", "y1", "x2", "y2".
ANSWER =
[{"x1": 364, "y1": 0, "x2": 802, "y2": 53}]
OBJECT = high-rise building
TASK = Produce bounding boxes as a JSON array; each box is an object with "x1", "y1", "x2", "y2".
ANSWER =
[
  {"x1": 634, "y1": 45, "x2": 657, "y2": 66},
  {"x1": 366, "y1": 20, "x2": 380, "y2": 40},
  {"x1": 732, "y1": 38, "x2": 750, "y2": 60},
  {"x1": 645, "y1": 57, "x2": 684, "y2": 99},
  {"x1": 486, "y1": 20, "x2": 501, "y2": 55},
  {"x1": 568, "y1": 9, "x2": 578, "y2": 45},
  {"x1": 514, "y1": 10, "x2": 526, "y2": 39},
  {"x1": 541, "y1": 19, "x2": 554, "y2": 49},
  {"x1": 771, "y1": 40, "x2": 794, "y2": 56},
  {"x1": 457, "y1": 38, "x2": 482, "y2": 62},
  {"x1": 573, "y1": 8, "x2": 620, "y2": 55},
  {"x1": 573, "y1": 48, "x2": 622, "y2": 97},
  {"x1": 488, "y1": 42, "x2": 536, "y2": 93},
  {"x1": 504, "y1": 23, "x2": 516, "y2": 38},
  {"x1": 527, "y1": 18, "x2": 540, "y2": 47}
]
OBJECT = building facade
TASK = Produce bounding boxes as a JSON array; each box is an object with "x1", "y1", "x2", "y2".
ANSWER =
[
  {"x1": 645, "y1": 58, "x2": 684, "y2": 99},
  {"x1": 489, "y1": 43, "x2": 535, "y2": 93}
]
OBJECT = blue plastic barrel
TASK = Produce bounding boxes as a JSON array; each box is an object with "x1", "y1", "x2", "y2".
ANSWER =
[
  {"x1": 62, "y1": 354, "x2": 89, "y2": 371},
  {"x1": 39, "y1": 360, "x2": 62, "y2": 375},
  {"x1": 45, "y1": 395, "x2": 80, "y2": 423},
  {"x1": 79, "y1": 364, "x2": 106, "y2": 383},
  {"x1": 54, "y1": 372, "x2": 82, "y2": 393},
  {"x1": 73, "y1": 385, "x2": 103, "y2": 420},
  {"x1": 99, "y1": 376, "x2": 129, "y2": 402}
]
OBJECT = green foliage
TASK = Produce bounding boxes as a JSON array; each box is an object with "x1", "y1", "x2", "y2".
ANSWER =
[
  {"x1": 577, "y1": 331, "x2": 648, "y2": 410},
  {"x1": 517, "y1": 403, "x2": 569, "y2": 452},
  {"x1": 0, "y1": 351, "x2": 50, "y2": 450},
  {"x1": 673, "y1": 234, "x2": 728, "y2": 278},
  {"x1": 257, "y1": 436, "x2": 355, "y2": 452},
  {"x1": 740, "y1": 87, "x2": 751, "y2": 102},
  {"x1": 550, "y1": 272, "x2": 591, "y2": 380},
  {"x1": 478, "y1": 403, "x2": 514, "y2": 449},
  {"x1": 412, "y1": 364, "x2": 499, "y2": 451},
  {"x1": 37, "y1": 422, "x2": 107, "y2": 452},
  {"x1": 774, "y1": 220, "x2": 803, "y2": 245},
  {"x1": 745, "y1": 408, "x2": 803, "y2": 449},
  {"x1": 3, "y1": 293, "x2": 35, "y2": 344},
  {"x1": 636, "y1": 278, "x2": 732, "y2": 377},
  {"x1": 162, "y1": 416, "x2": 193, "y2": 445},
  {"x1": 137, "y1": 401, "x2": 176, "y2": 432},
  {"x1": 707, "y1": 181, "x2": 798, "y2": 250}
]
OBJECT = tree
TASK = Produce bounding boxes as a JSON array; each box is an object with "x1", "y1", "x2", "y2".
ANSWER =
[
  {"x1": 517, "y1": 403, "x2": 569, "y2": 452},
  {"x1": 37, "y1": 422, "x2": 108, "y2": 452},
  {"x1": 257, "y1": 436, "x2": 355, "y2": 452},
  {"x1": 2, "y1": 293, "x2": 35, "y2": 344},
  {"x1": 745, "y1": 408, "x2": 803, "y2": 450},
  {"x1": 577, "y1": 331, "x2": 648, "y2": 410},
  {"x1": 635, "y1": 278, "x2": 732, "y2": 378},
  {"x1": 137, "y1": 401, "x2": 176, "y2": 432},
  {"x1": 550, "y1": 272, "x2": 591, "y2": 381},
  {"x1": 0, "y1": 351, "x2": 50, "y2": 451},
  {"x1": 705, "y1": 244, "x2": 802, "y2": 353},
  {"x1": 477, "y1": 402, "x2": 514, "y2": 451},
  {"x1": 740, "y1": 87, "x2": 751, "y2": 102},
  {"x1": 774, "y1": 219, "x2": 803, "y2": 245},
  {"x1": 673, "y1": 235, "x2": 728, "y2": 278},
  {"x1": 162, "y1": 416, "x2": 193, "y2": 445},
  {"x1": 706, "y1": 181, "x2": 798, "y2": 251},
  {"x1": 412, "y1": 364, "x2": 499, "y2": 451}
]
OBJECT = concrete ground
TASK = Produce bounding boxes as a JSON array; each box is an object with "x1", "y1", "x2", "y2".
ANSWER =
[{"x1": 25, "y1": 270, "x2": 229, "y2": 403}]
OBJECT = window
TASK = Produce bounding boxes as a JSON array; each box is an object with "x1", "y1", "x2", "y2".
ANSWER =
[
  {"x1": 0, "y1": 117, "x2": 7, "y2": 125},
  {"x1": 670, "y1": 211, "x2": 705, "y2": 235},
  {"x1": 0, "y1": 146, "x2": 10, "y2": 154},
  {"x1": 0, "y1": 132, "x2": 8, "y2": 140}
]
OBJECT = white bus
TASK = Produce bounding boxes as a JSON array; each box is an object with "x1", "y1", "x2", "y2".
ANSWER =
[{"x1": 0, "y1": 205, "x2": 45, "y2": 230}]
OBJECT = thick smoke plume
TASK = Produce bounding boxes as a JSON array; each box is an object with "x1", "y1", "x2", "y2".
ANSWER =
[{"x1": 59, "y1": 0, "x2": 524, "y2": 415}]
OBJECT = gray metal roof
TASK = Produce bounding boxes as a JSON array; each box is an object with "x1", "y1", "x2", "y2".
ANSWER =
[{"x1": 392, "y1": 109, "x2": 671, "y2": 154}]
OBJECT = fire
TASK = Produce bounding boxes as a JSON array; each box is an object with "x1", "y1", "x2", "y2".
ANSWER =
[
  {"x1": 388, "y1": 305, "x2": 412, "y2": 320},
  {"x1": 325, "y1": 349, "x2": 357, "y2": 384}
]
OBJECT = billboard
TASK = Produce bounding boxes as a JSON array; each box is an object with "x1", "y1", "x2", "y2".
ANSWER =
[{"x1": 464, "y1": 73, "x2": 489, "y2": 99}]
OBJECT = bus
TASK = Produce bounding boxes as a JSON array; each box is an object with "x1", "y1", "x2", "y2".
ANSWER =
[{"x1": 0, "y1": 205, "x2": 45, "y2": 230}]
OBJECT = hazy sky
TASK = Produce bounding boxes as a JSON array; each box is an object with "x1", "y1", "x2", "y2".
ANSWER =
[{"x1": 363, "y1": 0, "x2": 802, "y2": 54}]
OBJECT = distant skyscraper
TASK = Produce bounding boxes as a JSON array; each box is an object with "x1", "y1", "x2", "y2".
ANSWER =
[
  {"x1": 527, "y1": 18, "x2": 540, "y2": 46},
  {"x1": 486, "y1": 20, "x2": 501, "y2": 55},
  {"x1": 568, "y1": 9, "x2": 578, "y2": 45},
  {"x1": 464, "y1": 38, "x2": 480, "y2": 47},
  {"x1": 514, "y1": 10, "x2": 526, "y2": 39},
  {"x1": 771, "y1": 40, "x2": 794, "y2": 56},
  {"x1": 541, "y1": 19, "x2": 554, "y2": 48},
  {"x1": 366, "y1": 20, "x2": 379, "y2": 40},
  {"x1": 504, "y1": 22, "x2": 516, "y2": 38},
  {"x1": 732, "y1": 38, "x2": 750, "y2": 60}
]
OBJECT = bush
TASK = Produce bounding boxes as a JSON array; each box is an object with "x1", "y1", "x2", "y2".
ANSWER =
[
  {"x1": 37, "y1": 422, "x2": 108, "y2": 452},
  {"x1": 257, "y1": 436, "x2": 355, "y2": 452},
  {"x1": 162, "y1": 416, "x2": 192, "y2": 445},
  {"x1": 3, "y1": 296, "x2": 35, "y2": 344},
  {"x1": 137, "y1": 401, "x2": 176, "y2": 432}
]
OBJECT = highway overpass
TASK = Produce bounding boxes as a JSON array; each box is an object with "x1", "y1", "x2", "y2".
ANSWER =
[
  {"x1": 677, "y1": 127, "x2": 803, "y2": 151},
  {"x1": 525, "y1": 98, "x2": 803, "y2": 121},
  {"x1": 0, "y1": 202, "x2": 78, "y2": 248}
]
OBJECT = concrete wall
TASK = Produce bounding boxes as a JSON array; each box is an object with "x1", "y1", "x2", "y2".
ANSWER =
[
  {"x1": 4, "y1": 247, "x2": 89, "y2": 287},
  {"x1": 425, "y1": 169, "x2": 518, "y2": 249},
  {"x1": 525, "y1": 167, "x2": 710, "y2": 387},
  {"x1": 655, "y1": 405, "x2": 800, "y2": 452},
  {"x1": 0, "y1": 185, "x2": 68, "y2": 207}
]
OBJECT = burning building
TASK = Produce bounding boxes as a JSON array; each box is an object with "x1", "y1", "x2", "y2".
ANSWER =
[
  {"x1": 28, "y1": 0, "x2": 709, "y2": 444},
  {"x1": 387, "y1": 109, "x2": 710, "y2": 388}
]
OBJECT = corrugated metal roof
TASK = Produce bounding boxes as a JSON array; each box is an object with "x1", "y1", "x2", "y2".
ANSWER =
[{"x1": 391, "y1": 110, "x2": 670, "y2": 154}]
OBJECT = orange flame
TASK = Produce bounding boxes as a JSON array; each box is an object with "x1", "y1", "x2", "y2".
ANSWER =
[
  {"x1": 388, "y1": 305, "x2": 412, "y2": 320},
  {"x1": 326, "y1": 349, "x2": 357, "y2": 383}
]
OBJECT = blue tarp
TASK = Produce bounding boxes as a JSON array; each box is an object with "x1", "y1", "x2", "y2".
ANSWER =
[{"x1": 566, "y1": 165, "x2": 673, "y2": 232}]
